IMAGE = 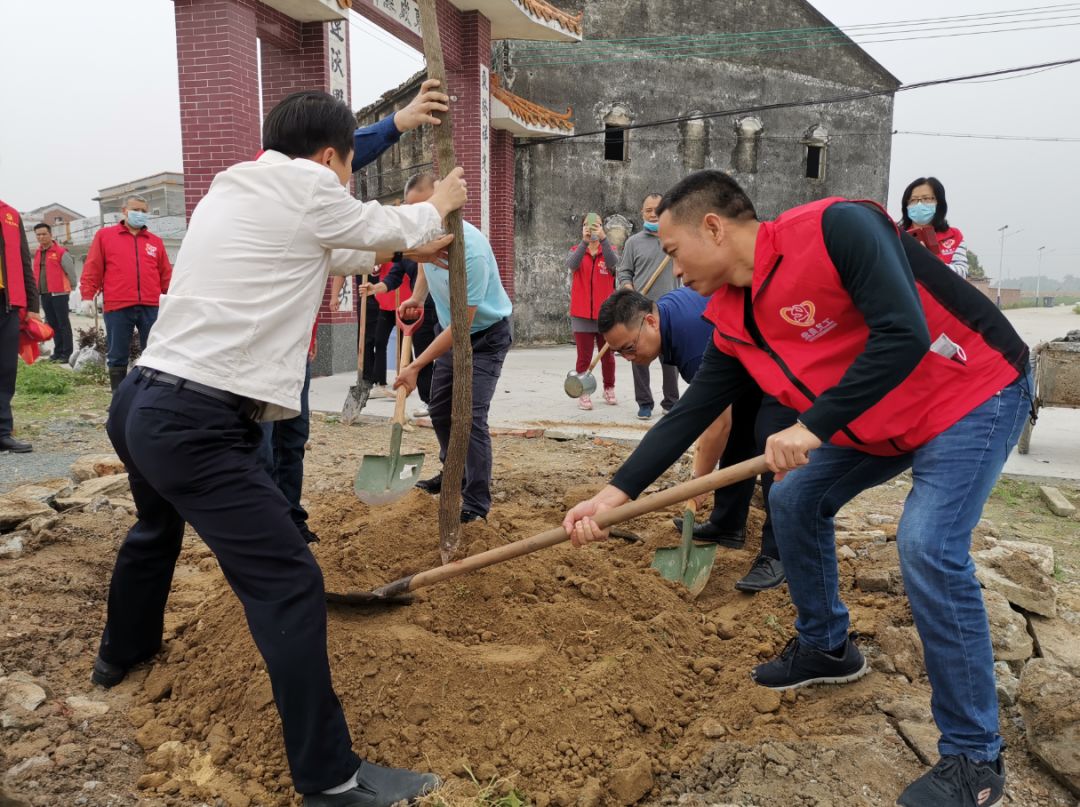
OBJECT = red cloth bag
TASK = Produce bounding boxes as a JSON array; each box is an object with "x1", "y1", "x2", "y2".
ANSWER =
[{"x1": 18, "y1": 313, "x2": 55, "y2": 365}]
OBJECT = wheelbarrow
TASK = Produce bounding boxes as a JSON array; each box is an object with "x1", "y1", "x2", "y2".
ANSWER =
[{"x1": 1018, "y1": 338, "x2": 1080, "y2": 454}]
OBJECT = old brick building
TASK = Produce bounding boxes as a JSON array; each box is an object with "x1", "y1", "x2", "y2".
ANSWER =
[{"x1": 359, "y1": 0, "x2": 900, "y2": 343}]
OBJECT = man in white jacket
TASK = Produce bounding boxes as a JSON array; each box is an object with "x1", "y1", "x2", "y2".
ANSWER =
[{"x1": 91, "y1": 90, "x2": 466, "y2": 807}]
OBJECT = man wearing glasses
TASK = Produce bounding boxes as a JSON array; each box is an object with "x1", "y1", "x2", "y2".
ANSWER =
[{"x1": 596, "y1": 287, "x2": 793, "y2": 591}]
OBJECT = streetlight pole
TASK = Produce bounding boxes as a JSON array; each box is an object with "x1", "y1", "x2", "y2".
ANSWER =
[
  {"x1": 1035, "y1": 246, "x2": 1046, "y2": 307},
  {"x1": 996, "y1": 224, "x2": 1008, "y2": 308}
]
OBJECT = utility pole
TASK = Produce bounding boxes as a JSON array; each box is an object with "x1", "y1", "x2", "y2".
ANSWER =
[
  {"x1": 996, "y1": 224, "x2": 1008, "y2": 308},
  {"x1": 1035, "y1": 245, "x2": 1046, "y2": 307}
]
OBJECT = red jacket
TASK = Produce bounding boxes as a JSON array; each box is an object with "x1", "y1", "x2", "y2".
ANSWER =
[
  {"x1": 908, "y1": 225, "x2": 964, "y2": 266},
  {"x1": 568, "y1": 244, "x2": 615, "y2": 320},
  {"x1": 81, "y1": 223, "x2": 172, "y2": 312},
  {"x1": 1, "y1": 201, "x2": 34, "y2": 311},
  {"x1": 35, "y1": 243, "x2": 71, "y2": 293},
  {"x1": 374, "y1": 262, "x2": 411, "y2": 312},
  {"x1": 704, "y1": 198, "x2": 1023, "y2": 455}
]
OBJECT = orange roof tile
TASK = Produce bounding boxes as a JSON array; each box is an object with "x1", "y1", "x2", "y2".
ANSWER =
[
  {"x1": 491, "y1": 74, "x2": 573, "y2": 132},
  {"x1": 518, "y1": 0, "x2": 583, "y2": 36}
]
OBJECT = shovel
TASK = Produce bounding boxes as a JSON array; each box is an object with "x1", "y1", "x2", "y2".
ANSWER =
[
  {"x1": 342, "y1": 273, "x2": 373, "y2": 425},
  {"x1": 651, "y1": 499, "x2": 717, "y2": 597},
  {"x1": 328, "y1": 454, "x2": 768, "y2": 605},
  {"x1": 354, "y1": 311, "x2": 426, "y2": 506},
  {"x1": 564, "y1": 255, "x2": 672, "y2": 398}
]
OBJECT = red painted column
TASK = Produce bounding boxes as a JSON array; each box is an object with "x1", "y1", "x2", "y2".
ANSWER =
[
  {"x1": 490, "y1": 129, "x2": 515, "y2": 300},
  {"x1": 174, "y1": 0, "x2": 261, "y2": 220}
]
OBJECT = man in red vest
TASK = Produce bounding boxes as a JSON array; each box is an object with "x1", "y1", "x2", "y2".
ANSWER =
[
  {"x1": 80, "y1": 195, "x2": 173, "y2": 391},
  {"x1": 564, "y1": 171, "x2": 1030, "y2": 807},
  {"x1": 33, "y1": 223, "x2": 77, "y2": 363},
  {"x1": 0, "y1": 200, "x2": 42, "y2": 453}
]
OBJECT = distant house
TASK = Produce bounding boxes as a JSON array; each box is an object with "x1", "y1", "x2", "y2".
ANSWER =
[{"x1": 20, "y1": 203, "x2": 86, "y2": 244}]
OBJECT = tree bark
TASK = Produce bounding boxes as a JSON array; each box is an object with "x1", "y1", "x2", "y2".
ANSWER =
[{"x1": 418, "y1": 0, "x2": 472, "y2": 563}]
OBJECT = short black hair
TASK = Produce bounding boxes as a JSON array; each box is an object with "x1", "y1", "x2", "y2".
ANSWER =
[
  {"x1": 597, "y1": 288, "x2": 654, "y2": 333},
  {"x1": 657, "y1": 170, "x2": 757, "y2": 224},
  {"x1": 33, "y1": 222, "x2": 52, "y2": 233},
  {"x1": 642, "y1": 192, "x2": 663, "y2": 205},
  {"x1": 900, "y1": 176, "x2": 950, "y2": 233},
  {"x1": 405, "y1": 172, "x2": 435, "y2": 195},
  {"x1": 262, "y1": 91, "x2": 355, "y2": 160}
]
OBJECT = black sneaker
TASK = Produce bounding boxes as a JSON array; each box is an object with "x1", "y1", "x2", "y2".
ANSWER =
[
  {"x1": 751, "y1": 633, "x2": 868, "y2": 690},
  {"x1": 91, "y1": 656, "x2": 127, "y2": 688},
  {"x1": 734, "y1": 555, "x2": 786, "y2": 593},
  {"x1": 302, "y1": 761, "x2": 440, "y2": 806},
  {"x1": 670, "y1": 519, "x2": 746, "y2": 549},
  {"x1": 460, "y1": 510, "x2": 486, "y2": 524},
  {"x1": 897, "y1": 755, "x2": 1005, "y2": 807},
  {"x1": 415, "y1": 473, "x2": 442, "y2": 494},
  {"x1": 0, "y1": 435, "x2": 33, "y2": 453}
]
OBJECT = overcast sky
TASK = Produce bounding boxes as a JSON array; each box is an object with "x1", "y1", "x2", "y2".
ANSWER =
[{"x1": 1, "y1": 0, "x2": 1077, "y2": 281}]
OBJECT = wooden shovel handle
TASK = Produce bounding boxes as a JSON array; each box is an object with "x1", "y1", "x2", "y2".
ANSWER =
[
  {"x1": 392, "y1": 332, "x2": 414, "y2": 426},
  {"x1": 357, "y1": 273, "x2": 370, "y2": 374},
  {"x1": 585, "y1": 255, "x2": 672, "y2": 374},
  {"x1": 402, "y1": 455, "x2": 768, "y2": 592}
]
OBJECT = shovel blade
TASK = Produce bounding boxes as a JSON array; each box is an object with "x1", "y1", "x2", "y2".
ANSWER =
[
  {"x1": 650, "y1": 508, "x2": 718, "y2": 598},
  {"x1": 354, "y1": 451, "x2": 425, "y2": 505},
  {"x1": 341, "y1": 380, "x2": 373, "y2": 425}
]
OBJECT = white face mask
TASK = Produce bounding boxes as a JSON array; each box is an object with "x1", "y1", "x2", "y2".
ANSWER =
[{"x1": 126, "y1": 210, "x2": 150, "y2": 228}]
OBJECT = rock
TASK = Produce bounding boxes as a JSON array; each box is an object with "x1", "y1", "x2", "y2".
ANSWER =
[
  {"x1": 404, "y1": 701, "x2": 432, "y2": 725},
  {"x1": 52, "y1": 742, "x2": 84, "y2": 768},
  {"x1": 136, "y1": 772, "x2": 168, "y2": 790},
  {"x1": 53, "y1": 497, "x2": 94, "y2": 511},
  {"x1": 5, "y1": 480, "x2": 72, "y2": 505},
  {"x1": 0, "y1": 497, "x2": 54, "y2": 531},
  {"x1": 0, "y1": 676, "x2": 48, "y2": 712},
  {"x1": 1, "y1": 704, "x2": 43, "y2": 730},
  {"x1": 135, "y1": 719, "x2": 173, "y2": 751},
  {"x1": 0, "y1": 532, "x2": 26, "y2": 559},
  {"x1": 1039, "y1": 485, "x2": 1077, "y2": 517},
  {"x1": 877, "y1": 626, "x2": 925, "y2": 682},
  {"x1": 4, "y1": 755, "x2": 53, "y2": 780},
  {"x1": 146, "y1": 740, "x2": 192, "y2": 772},
  {"x1": 142, "y1": 665, "x2": 174, "y2": 702},
  {"x1": 71, "y1": 474, "x2": 131, "y2": 500},
  {"x1": 994, "y1": 661, "x2": 1020, "y2": 707},
  {"x1": 70, "y1": 453, "x2": 126, "y2": 483},
  {"x1": 1029, "y1": 616, "x2": 1080, "y2": 677},
  {"x1": 207, "y1": 723, "x2": 232, "y2": 765},
  {"x1": 1018, "y1": 660, "x2": 1080, "y2": 795},
  {"x1": 877, "y1": 696, "x2": 932, "y2": 723},
  {"x1": 701, "y1": 719, "x2": 727, "y2": 738},
  {"x1": 628, "y1": 701, "x2": 656, "y2": 729},
  {"x1": 24, "y1": 515, "x2": 59, "y2": 536},
  {"x1": 65, "y1": 696, "x2": 110, "y2": 720},
  {"x1": 577, "y1": 777, "x2": 603, "y2": 807},
  {"x1": 866, "y1": 513, "x2": 894, "y2": 525},
  {"x1": 609, "y1": 755, "x2": 653, "y2": 804},
  {"x1": 750, "y1": 688, "x2": 782, "y2": 714},
  {"x1": 975, "y1": 544, "x2": 1057, "y2": 618},
  {"x1": 854, "y1": 568, "x2": 891, "y2": 593},
  {"x1": 836, "y1": 544, "x2": 857, "y2": 561},
  {"x1": 982, "y1": 589, "x2": 1033, "y2": 662},
  {"x1": 897, "y1": 720, "x2": 940, "y2": 766}
]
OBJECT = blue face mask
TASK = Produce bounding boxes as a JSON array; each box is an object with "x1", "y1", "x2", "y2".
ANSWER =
[
  {"x1": 127, "y1": 210, "x2": 150, "y2": 229},
  {"x1": 643, "y1": 220, "x2": 659, "y2": 233},
  {"x1": 907, "y1": 203, "x2": 935, "y2": 226}
]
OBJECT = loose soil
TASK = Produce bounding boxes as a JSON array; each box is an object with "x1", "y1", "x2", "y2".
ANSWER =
[{"x1": 1, "y1": 411, "x2": 1077, "y2": 807}]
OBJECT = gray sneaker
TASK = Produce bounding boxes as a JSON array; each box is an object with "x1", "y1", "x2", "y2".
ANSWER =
[
  {"x1": 303, "y1": 761, "x2": 440, "y2": 807},
  {"x1": 896, "y1": 754, "x2": 1004, "y2": 807}
]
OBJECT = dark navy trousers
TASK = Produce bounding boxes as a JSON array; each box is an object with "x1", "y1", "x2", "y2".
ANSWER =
[{"x1": 101, "y1": 370, "x2": 359, "y2": 794}]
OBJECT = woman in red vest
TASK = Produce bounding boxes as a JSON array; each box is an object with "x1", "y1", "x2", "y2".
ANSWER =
[
  {"x1": 900, "y1": 176, "x2": 969, "y2": 277},
  {"x1": 0, "y1": 200, "x2": 42, "y2": 453},
  {"x1": 565, "y1": 171, "x2": 1031, "y2": 807},
  {"x1": 566, "y1": 213, "x2": 618, "y2": 410}
]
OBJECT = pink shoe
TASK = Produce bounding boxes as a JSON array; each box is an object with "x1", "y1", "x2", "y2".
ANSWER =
[
  {"x1": 603, "y1": 387, "x2": 617, "y2": 405},
  {"x1": 578, "y1": 394, "x2": 593, "y2": 411}
]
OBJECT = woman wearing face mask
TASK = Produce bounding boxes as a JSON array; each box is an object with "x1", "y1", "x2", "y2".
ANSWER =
[
  {"x1": 566, "y1": 213, "x2": 618, "y2": 410},
  {"x1": 900, "y1": 176, "x2": 969, "y2": 278}
]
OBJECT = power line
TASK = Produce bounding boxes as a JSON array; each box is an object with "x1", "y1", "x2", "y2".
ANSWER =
[
  {"x1": 516, "y1": 57, "x2": 1080, "y2": 147},
  {"x1": 896, "y1": 130, "x2": 1080, "y2": 142},
  {"x1": 347, "y1": 15, "x2": 423, "y2": 65}
]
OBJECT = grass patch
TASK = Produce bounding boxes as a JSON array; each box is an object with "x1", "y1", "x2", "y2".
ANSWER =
[
  {"x1": 12, "y1": 359, "x2": 111, "y2": 427},
  {"x1": 420, "y1": 767, "x2": 529, "y2": 807}
]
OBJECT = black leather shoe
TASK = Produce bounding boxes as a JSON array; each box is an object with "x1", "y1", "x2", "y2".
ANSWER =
[
  {"x1": 415, "y1": 473, "x2": 442, "y2": 494},
  {"x1": 460, "y1": 510, "x2": 486, "y2": 524},
  {"x1": 0, "y1": 435, "x2": 32, "y2": 453},
  {"x1": 302, "y1": 761, "x2": 440, "y2": 806},
  {"x1": 91, "y1": 656, "x2": 127, "y2": 688},
  {"x1": 671, "y1": 519, "x2": 745, "y2": 549},
  {"x1": 734, "y1": 555, "x2": 786, "y2": 592}
]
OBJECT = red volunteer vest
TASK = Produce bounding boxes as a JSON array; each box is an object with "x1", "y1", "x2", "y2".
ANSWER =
[
  {"x1": 569, "y1": 244, "x2": 615, "y2": 320},
  {"x1": 704, "y1": 198, "x2": 1023, "y2": 455},
  {"x1": 375, "y1": 263, "x2": 412, "y2": 312},
  {"x1": 0, "y1": 202, "x2": 28, "y2": 308},
  {"x1": 908, "y1": 225, "x2": 963, "y2": 266},
  {"x1": 35, "y1": 243, "x2": 71, "y2": 293}
]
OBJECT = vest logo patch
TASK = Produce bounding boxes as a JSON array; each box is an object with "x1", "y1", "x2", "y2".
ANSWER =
[
  {"x1": 3, "y1": 212, "x2": 14, "y2": 226},
  {"x1": 145, "y1": 244, "x2": 158, "y2": 258},
  {"x1": 780, "y1": 300, "x2": 816, "y2": 327}
]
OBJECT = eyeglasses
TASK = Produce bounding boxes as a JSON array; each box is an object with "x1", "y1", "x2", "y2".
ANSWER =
[
  {"x1": 908, "y1": 196, "x2": 936, "y2": 205},
  {"x1": 614, "y1": 317, "x2": 647, "y2": 357}
]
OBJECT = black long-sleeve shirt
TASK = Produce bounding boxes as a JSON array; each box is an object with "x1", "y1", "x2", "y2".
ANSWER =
[
  {"x1": 611, "y1": 202, "x2": 929, "y2": 499},
  {"x1": 383, "y1": 257, "x2": 436, "y2": 313}
]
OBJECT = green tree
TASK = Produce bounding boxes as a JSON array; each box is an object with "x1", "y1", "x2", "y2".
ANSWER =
[{"x1": 967, "y1": 249, "x2": 986, "y2": 280}]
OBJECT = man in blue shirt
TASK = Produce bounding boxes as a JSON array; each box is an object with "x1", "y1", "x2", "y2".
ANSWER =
[
  {"x1": 393, "y1": 173, "x2": 513, "y2": 523},
  {"x1": 597, "y1": 287, "x2": 794, "y2": 592}
]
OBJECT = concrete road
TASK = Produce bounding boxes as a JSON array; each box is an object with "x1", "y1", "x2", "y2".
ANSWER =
[{"x1": 304, "y1": 305, "x2": 1080, "y2": 478}]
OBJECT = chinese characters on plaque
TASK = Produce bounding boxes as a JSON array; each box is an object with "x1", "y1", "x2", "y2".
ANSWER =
[
  {"x1": 479, "y1": 64, "x2": 491, "y2": 236},
  {"x1": 328, "y1": 20, "x2": 349, "y2": 105}
]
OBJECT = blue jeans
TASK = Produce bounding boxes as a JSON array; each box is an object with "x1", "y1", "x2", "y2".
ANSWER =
[
  {"x1": 770, "y1": 374, "x2": 1030, "y2": 761},
  {"x1": 104, "y1": 305, "x2": 158, "y2": 368},
  {"x1": 260, "y1": 361, "x2": 313, "y2": 539}
]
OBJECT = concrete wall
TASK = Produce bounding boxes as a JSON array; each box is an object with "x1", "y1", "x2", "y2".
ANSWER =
[{"x1": 504, "y1": 0, "x2": 897, "y2": 343}]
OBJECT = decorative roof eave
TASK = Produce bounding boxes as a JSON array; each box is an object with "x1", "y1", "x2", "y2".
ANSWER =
[
  {"x1": 259, "y1": 0, "x2": 349, "y2": 22},
  {"x1": 490, "y1": 75, "x2": 573, "y2": 137},
  {"x1": 449, "y1": 0, "x2": 582, "y2": 41}
]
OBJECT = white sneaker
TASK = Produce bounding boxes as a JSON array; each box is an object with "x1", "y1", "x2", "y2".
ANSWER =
[
  {"x1": 412, "y1": 406, "x2": 429, "y2": 418},
  {"x1": 372, "y1": 385, "x2": 395, "y2": 399}
]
